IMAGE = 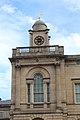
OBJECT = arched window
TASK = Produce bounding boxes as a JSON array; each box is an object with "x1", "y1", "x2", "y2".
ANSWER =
[{"x1": 34, "y1": 73, "x2": 44, "y2": 102}]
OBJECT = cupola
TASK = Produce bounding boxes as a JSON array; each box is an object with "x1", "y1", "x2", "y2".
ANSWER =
[
  {"x1": 32, "y1": 19, "x2": 47, "y2": 31},
  {"x1": 29, "y1": 19, "x2": 50, "y2": 47}
]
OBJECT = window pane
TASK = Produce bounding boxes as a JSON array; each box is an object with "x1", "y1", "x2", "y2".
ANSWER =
[
  {"x1": 27, "y1": 84, "x2": 30, "y2": 103},
  {"x1": 47, "y1": 83, "x2": 50, "y2": 102},
  {"x1": 76, "y1": 94, "x2": 80, "y2": 102},
  {"x1": 34, "y1": 73, "x2": 44, "y2": 102},
  {"x1": 75, "y1": 83, "x2": 80, "y2": 103},
  {"x1": 75, "y1": 84, "x2": 80, "y2": 93}
]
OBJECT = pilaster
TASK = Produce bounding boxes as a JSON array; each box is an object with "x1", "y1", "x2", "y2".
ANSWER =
[
  {"x1": 60, "y1": 59, "x2": 67, "y2": 112},
  {"x1": 55, "y1": 64, "x2": 62, "y2": 111},
  {"x1": 44, "y1": 80, "x2": 47, "y2": 109},
  {"x1": 30, "y1": 81, "x2": 33, "y2": 108},
  {"x1": 15, "y1": 65, "x2": 21, "y2": 109},
  {"x1": 11, "y1": 62, "x2": 16, "y2": 110}
]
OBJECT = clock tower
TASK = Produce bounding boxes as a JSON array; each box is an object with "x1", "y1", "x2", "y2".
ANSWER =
[
  {"x1": 9, "y1": 18, "x2": 65, "y2": 120},
  {"x1": 28, "y1": 19, "x2": 50, "y2": 46}
]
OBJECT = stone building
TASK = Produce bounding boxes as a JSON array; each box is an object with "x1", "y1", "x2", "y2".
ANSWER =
[
  {"x1": 0, "y1": 100, "x2": 10, "y2": 120},
  {"x1": 9, "y1": 19, "x2": 80, "y2": 120}
]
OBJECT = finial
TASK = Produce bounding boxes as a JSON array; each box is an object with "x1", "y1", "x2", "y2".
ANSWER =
[{"x1": 38, "y1": 12, "x2": 43, "y2": 20}]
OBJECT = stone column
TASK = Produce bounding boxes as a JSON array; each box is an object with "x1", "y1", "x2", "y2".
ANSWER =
[
  {"x1": 26, "y1": 80, "x2": 33, "y2": 108},
  {"x1": 29, "y1": 30, "x2": 33, "y2": 47},
  {"x1": 60, "y1": 59, "x2": 67, "y2": 112},
  {"x1": 15, "y1": 66, "x2": 21, "y2": 109},
  {"x1": 44, "y1": 80, "x2": 47, "y2": 102},
  {"x1": 30, "y1": 81, "x2": 33, "y2": 108},
  {"x1": 20, "y1": 73, "x2": 26, "y2": 109},
  {"x1": 56, "y1": 64, "x2": 62, "y2": 110},
  {"x1": 44, "y1": 80, "x2": 47, "y2": 108},
  {"x1": 55, "y1": 46, "x2": 59, "y2": 54},
  {"x1": 11, "y1": 62, "x2": 16, "y2": 110}
]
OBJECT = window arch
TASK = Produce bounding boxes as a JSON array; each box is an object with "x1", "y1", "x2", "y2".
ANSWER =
[{"x1": 34, "y1": 73, "x2": 44, "y2": 102}]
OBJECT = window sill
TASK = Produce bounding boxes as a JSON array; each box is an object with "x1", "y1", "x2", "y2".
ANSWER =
[
  {"x1": 27, "y1": 102, "x2": 51, "y2": 104},
  {"x1": 74, "y1": 102, "x2": 80, "y2": 104}
]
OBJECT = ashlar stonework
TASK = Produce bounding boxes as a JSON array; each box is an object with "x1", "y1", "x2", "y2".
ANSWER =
[{"x1": 9, "y1": 19, "x2": 80, "y2": 120}]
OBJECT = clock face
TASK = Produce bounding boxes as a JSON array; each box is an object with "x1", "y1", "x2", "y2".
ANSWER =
[{"x1": 34, "y1": 36, "x2": 44, "y2": 45}]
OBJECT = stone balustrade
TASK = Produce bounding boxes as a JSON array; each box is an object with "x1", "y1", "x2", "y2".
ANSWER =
[{"x1": 12, "y1": 45, "x2": 64, "y2": 57}]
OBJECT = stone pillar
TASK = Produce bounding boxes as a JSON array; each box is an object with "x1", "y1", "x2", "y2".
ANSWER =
[
  {"x1": 45, "y1": 32, "x2": 48, "y2": 45},
  {"x1": 44, "y1": 81, "x2": 47, "y2": 103},
  {"x1": 20, "y1": 73, "x2": 26, "y2": 109},
  {"x1": 30, "y1": 81, "x2": 33, "y2": 108},
  {"x1": 44, "y1": 80, "x2": 47, "y2": 108},
  {"x1": 11, "y1": 62, "x2": 16, "y2": 110},
  {"x1": 28, "y1": 30, "x2": 33, "y2": 47},
  {"x1": 60, "y1": 59, "x2": 67, "y2": 112},
  {"x1": 55, "y1": 64, "x2": 62, "y2": 111},
  {"x1": 30, "y1": 33, "x2": 33, "y2": 47},
  {"x1": 15, "y1": 66, "x2": 21, "y2": 109},
  {"x1": 55, "y1": 46, "x2": 59, "y2": 54},
  {"x1": 49, "y1": 67, "x2": 56, "y2": 110}
]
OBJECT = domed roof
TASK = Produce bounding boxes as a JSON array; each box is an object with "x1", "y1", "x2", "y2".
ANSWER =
[
  {"x1": 32, "y1": 19, "x2": 47, "y2": 27},
  {"x1": 32, "y1": 19, "x2": 47, "y2": 30}
]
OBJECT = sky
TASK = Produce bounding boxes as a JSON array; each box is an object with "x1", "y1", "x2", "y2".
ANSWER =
[{"x1": 0, "y1": 0, "x2": 80, "y2": 100}]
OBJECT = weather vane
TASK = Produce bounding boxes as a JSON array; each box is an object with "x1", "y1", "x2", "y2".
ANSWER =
[{"x1": 38, "y1": 12, "x2": 43, "y2": 20}]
